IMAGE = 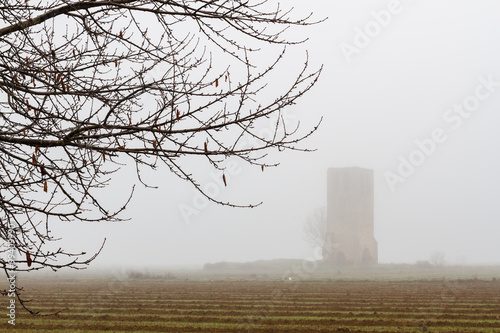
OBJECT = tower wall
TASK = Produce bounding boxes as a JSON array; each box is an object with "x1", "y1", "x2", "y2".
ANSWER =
[{"x1": 325, "y1": 167, "x2": 378, "y2": 265}]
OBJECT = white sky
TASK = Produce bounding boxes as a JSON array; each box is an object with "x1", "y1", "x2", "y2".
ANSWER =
[{"x1": 50, "y1": 0, "x2": 500, "y2": 270}]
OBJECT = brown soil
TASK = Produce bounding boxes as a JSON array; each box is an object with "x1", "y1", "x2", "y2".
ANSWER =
[{"x1": 1, "y1": 278, "x2": 499, "y2": 332}]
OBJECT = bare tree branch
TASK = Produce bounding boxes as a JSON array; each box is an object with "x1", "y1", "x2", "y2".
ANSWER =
[{"x1": 0, "y1": 0, "x2": 324, "y2": 308}]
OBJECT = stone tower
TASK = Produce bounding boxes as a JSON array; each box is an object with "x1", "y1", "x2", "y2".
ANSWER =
[{"x1": 325, "y1": 167, "x2": 378, "y2": 265}]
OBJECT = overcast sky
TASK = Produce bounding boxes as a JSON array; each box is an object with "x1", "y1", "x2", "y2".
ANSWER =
[{"x1": 49, "y1": 0, "x2": 500, "y2": 270}]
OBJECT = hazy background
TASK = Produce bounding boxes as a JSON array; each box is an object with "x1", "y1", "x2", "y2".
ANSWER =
[{"x1": 50, "y1": 0, "x2": 500, "y2": 270}]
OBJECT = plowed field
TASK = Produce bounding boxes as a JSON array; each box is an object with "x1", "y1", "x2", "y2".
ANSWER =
[{"x1": 2, "y1": 278, "x2": 500, "y2": 332}]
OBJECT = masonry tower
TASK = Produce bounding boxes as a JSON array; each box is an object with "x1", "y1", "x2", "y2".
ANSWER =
[{"x1": 326, "y1": 167, "x2": 378, "y2": 265}]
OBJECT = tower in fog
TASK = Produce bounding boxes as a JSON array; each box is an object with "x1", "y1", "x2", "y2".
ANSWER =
[{"x1": 325, "y1": 167, "x2": 378, "y2": 265}]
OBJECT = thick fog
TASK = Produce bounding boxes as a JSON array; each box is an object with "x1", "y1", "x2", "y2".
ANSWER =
[{"x1": 50, "y1": 0, "x2": 500, "y2": 270}]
